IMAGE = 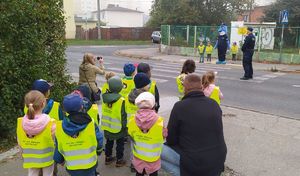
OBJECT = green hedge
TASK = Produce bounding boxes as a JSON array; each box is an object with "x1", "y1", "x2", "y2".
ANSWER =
[{"x1": 0, "y1": 0, "x2": 75, "y2": 138}]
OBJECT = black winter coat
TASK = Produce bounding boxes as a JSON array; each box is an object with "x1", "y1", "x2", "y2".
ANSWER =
[{"x1": 166, "y1": 91, "x2": 227, "y2": 176}]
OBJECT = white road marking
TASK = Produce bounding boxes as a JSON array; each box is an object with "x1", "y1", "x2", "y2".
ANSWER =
[{"x1": 292, "y1": 85, "x2": 300, "y2": 88}]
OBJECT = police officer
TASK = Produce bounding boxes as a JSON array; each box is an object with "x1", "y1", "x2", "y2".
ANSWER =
[{"x1": 241, "y1": 27, "x2": 256, "y2": 80}]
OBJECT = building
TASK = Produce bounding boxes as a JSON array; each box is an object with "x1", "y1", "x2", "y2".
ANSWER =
[
  {"x1": 74, "y1": 0, "x2": 97, "y2": 15},
  {"x1": 75, "y1": 16, "x2": 98, "y2": 30},
  {"x1": 63, "y1": 0, "x2": 76, "y2": 39},
  {"x1": 100, "y1": 0, "x2": 152, "y2": 15},
  {"x1": 92, "y1": 4, "x2": 144, "y2": 27},
  {"x1": 237, "y1": 6, "x2": 269, "y2": 23}
]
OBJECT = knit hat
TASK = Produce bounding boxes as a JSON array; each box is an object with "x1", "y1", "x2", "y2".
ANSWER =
[
  {"x1": 137, "y1": 63, "x2": 151, "y2": 73},
  {"x1": 63, "y1": 94, "x2": 83, "y2": 112},
  {"x1": 123, "y1": 63, "x2": 136, "y2": 76},
  {"x1": 134, "y1": 73, "x2": 150, "y2": 89},
  {"x1": 135, "y1": 92, "x2": 155, "y2": 109},
  {"x1": 32, "y1": 79, "x2": 53, "y2": 94},
  {"x1": 75, "y1": 84, "x2": 91, "y2": 100},
  {"x1": 247, "y1": 27, "x2": 253, "y2": 32},
  {"x1": 108, "y1": 76, "x2": 123, "y2": 93}
]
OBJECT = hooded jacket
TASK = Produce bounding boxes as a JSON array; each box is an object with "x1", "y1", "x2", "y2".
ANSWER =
[
  {"x1": 102, "y1": 92, "x2": 127, "y2": 140},
  {"x1": 79, "y1": 63, "x2": 105, "y2": 93},
  {"x1": 54, "y1": 112, "x2": 103, "y2": 175},
  {"x1": 203, "y1": 84, "x2": 224, "y2": 100},
  {"x1": 128, "y1": 88, "x2": 160, "y2": 112}
]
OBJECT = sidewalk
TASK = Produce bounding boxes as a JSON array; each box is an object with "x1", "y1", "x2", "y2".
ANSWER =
[
  {"x1": 1, "y1": 96, "x2": 300, "y2": 175},
  {"x1": 115, "y1": 47, "x2": 300, "y2": 73}
]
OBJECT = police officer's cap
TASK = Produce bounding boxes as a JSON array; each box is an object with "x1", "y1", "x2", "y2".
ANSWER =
[{"x1": 247, "y1": 27, "x2": 253, "y2": 32}]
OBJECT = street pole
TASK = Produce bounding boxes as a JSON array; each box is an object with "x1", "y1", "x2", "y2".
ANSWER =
[
  {"x1": 279, "y1": 24, "x2": 284, "y2": 63},
  {"x1": 97, "y1": 0, "x2": 101, "y2": 40}
]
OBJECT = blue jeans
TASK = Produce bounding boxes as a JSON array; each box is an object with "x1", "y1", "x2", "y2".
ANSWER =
[
  {"x1": 199, "y1": 54, "x2": 204, "y2": 63},
  {"x1": 161, "y1": 145, "x2": 180, "y2": 176}
]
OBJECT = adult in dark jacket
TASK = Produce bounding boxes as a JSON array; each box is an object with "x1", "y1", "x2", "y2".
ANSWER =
[
  {"x1": 161, "y1": 74, "x2": 227, "y2": 176},
  {"x1": 241, "y1": 27, "x2": 256, "y2": 80}
]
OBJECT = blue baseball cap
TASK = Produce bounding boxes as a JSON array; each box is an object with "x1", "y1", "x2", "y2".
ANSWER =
[
  {"x1": 63, "y1": 94, "x2": 83, "y2": 112},
  {"x1": 32, "y1": 79, "x2": 53, "y2": 94}
]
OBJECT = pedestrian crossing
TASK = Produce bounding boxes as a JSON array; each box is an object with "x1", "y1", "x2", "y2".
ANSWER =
[{"x1": 69, "y1": 62, "x2": 286, "y2": 85}]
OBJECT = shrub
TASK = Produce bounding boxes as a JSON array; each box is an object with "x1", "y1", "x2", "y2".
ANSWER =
[{"x1": 0, "y1": 0, "x2": 75, "y2": 138}]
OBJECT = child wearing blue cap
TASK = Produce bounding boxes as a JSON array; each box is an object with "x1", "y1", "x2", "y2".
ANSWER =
[
  {"x1": 54, "y1": 94, "x2": 103, "y2": 176},
  {"x1": 120, "y1": 63, "x2": 136, "y2": 98}
]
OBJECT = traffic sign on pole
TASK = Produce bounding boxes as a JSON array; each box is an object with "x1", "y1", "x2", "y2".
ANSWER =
[{"x1": 281, "y1": 10, "x2": 289, "y2": 25}]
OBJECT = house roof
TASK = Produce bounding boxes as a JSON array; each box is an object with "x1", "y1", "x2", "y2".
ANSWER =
[{"x1": 93, "y1": 4, "x2": 143, "y2": 13}]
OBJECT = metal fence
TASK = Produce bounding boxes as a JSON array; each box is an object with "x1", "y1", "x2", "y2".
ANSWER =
[{"x1": 161, "y1": 25, "x2": 300, "y2": 54}]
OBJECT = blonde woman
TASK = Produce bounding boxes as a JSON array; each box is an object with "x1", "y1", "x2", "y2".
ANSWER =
[{"x1": 79, "y1": 53, "x2": 105, "y2": 102}]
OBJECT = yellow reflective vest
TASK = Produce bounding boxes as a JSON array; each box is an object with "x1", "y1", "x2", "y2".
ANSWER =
[
  {"x1": 120, "y1": 77, "x2": 135, "y2": 98},
  {"x1": 101, "y1": 82, "x2": 109, "y2": 94},
  {"x1": 128, "y1": 116, "x2": 164, "y2": 162},
  {"x1": 206, "y1": 45, "x2": 213, "y2": 54},
  {"x1": 149, "y1": 80, "x2": 156, "y2": 96},
  {"x1": 198, "y1": 45, "x2": 205, "y2": 54},
  {"x1": 209, "y1": 86, "x2": 221, "y2": 105},
  {"x1": 125, "y1": 96, "x2": 138, "y2": 116},
  {"x1": 176, "y1": 74, "x2": 186, "y2": 100},
  {"x1": 231, "y1": 45, "x2": 238, "y2": 54},
  {"x1": 17, "y1": 117, "x2": 55, "y2": 169},
  {"x1": 88, "y1": 104, "x2": 99, "y2": 125},
  {"x1": 56, "y1": 120, "x2": 97, "y2": 170},
  {"x1": 101, "y1": 97, "x2": 125, "y2": 133},
  {"x1": 24, "y1": 101, "x2": 60, "y2": 121}
]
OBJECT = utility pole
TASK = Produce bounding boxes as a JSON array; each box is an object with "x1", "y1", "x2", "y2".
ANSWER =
[
  {"x1": 97, "y1": 0, "x2": 101, "y2": 39},
  {"x1": 248, "y1": 0, "x2": 254, "y2": 22}
]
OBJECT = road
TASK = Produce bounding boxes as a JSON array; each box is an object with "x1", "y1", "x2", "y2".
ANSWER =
[{"x1": 66, "y1": 45, "x2": 300, "y2": 119}]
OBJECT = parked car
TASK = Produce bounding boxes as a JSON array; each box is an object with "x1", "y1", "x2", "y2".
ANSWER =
[{"x1": 151, "y1": 31, "x2": 161, "y2": 43}]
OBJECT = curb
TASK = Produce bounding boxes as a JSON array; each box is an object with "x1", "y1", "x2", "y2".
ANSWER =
[{"x1": 0, "y1": 146, "x2": 19, "y2": 163}]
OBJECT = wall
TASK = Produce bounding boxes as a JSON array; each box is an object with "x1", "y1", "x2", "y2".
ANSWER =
[
  {"x1": 75, "y1": 22, "x2": 97, "y2": 29},
  {"x1": 103, "y1": 11, "x2": 143, "y2": 27},
  {"x1": 63, "y1": 0, "x2": 76, "y2": 39},
  {"x1": 160, "y1": 44, "x2": 300, "y2": 64}
]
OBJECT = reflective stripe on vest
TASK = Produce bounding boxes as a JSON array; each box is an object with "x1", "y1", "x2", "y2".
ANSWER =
[
  {"x1": 17, "y1": 118, "x2": 54, "y2": 169},
  {"x1": 88, "y1": 104, "x2": 99, "y2": 125},
  {"x1": 128, "y1": 116, "x2": 164, "y2": 162},
  {"x1": 101, "y1": 97, "x2": 124, "y2": 133},
  {"x1": 149, "y1": 80, "x2": 156, "y2": 96},
  {"x1": 24, "y1": 101, "x2": 60, "y2": 121},
  {"x1": 209, "y1": 86, "x2": 221, "y2": 105},
  {"x1": 120, "y1": 78, "x2": 135, "y2": 98},
  {"x1": 56, "y1": 121, "x2": 97, "y2": 170}
]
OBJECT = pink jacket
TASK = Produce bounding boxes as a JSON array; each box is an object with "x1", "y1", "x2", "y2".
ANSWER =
[
  {"x1": 132, "y1": 109, "x2": 168, "y2": 174},
  {"x1": 21, "y1": 114, "x2": 56, "y2": 139},
  {"x1": 203, "y1": 84, "x2": 224, "y2": 100}
]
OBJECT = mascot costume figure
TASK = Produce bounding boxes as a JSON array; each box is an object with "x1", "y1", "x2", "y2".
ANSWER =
[{"x1": 215, "y1": 23, "x2": 230, "y2": 64}]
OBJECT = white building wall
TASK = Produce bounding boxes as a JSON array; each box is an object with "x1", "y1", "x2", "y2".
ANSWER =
[
  {"x1": 101, "y1": 0, "x2": 152, "y2": 15},
  {"x1": 102, "y1": 11, "x2": 143, "y2": 27}
]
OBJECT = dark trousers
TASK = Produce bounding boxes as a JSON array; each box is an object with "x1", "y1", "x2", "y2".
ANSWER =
[
  {"x1": 243, "y1": 51, "x2": 254, "y2": 78},
  {"x1": 207, "y1": 54, "x2": 212, "y2": 62},
  {"x1": 218, "y1": 48, "x2": 226, "y2": 61},
  {"x1": 136, "y1": 170, "x2": 158, "y2": 176},
  {"x1": 232, "y1": 54, "x2": 237, "y2": 61},
  {"x1": 105, "y1": 137, "x2": 125, "y2": 159}
]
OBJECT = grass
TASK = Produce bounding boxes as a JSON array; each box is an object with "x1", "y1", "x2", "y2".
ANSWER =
[{"x1": 66, "y1": 39, "x2": 151, "y2": 46}]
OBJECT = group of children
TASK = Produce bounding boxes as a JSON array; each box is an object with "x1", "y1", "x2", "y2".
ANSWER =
[
  {"x1": 17, "y1": 60, "x2": 164, "y2": 176},
  {"x1": 198, "y1": 41, "x2": 239, "y2": 63},
  {"x1": 18, "y1": 57, "x2": 224, "y2": 176}
]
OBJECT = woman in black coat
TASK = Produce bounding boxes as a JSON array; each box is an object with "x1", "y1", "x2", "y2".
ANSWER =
[{"x1": 161, "y1": 74, "x2": 227, "y2": 176}]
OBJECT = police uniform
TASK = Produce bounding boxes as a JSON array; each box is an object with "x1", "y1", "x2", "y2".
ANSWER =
[{"x1": 241, "y1": 28, "x2": 256, "y2": 79}]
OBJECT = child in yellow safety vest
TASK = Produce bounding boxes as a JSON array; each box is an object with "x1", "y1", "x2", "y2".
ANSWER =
[
  {"x1": 128, "y1": 92, "x2": 167, "y2": 176},
  {"x1": 202, "y1": 71, "x2": 224, "y2": 105},
  {"x1": 101, "y1": 72, "x2": 116, "y2": 94},
  {"x1": 198, "y1": 42, "x2": 206, "y2": 63},
  {"x1": 176, "y1": 59, "x2": 196, "y2": 100},
  {"x1": 17, "y1": 90, "x2": 56, "y2": 176},
  {"x1": 231, "y1": 42, "x2": 239, "y2": 61},
  {"x1": 120, "y1": 63, "x2": 136, "y2": 98},
  {"x1": 206, "y1": 42, "x2": 214, "y2": 62},
  {"x1": 54, "y1": 94, "x2": 103, "y2": 176},
  {"x1": 101, "y1": 76, "x2": 127, "y2": 167}
]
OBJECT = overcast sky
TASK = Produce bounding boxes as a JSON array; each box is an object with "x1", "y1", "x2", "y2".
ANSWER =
[{"x1": 255, "y1": 0, "x2": 276, "y2": 6}]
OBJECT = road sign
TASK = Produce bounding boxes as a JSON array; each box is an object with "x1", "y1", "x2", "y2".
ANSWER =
[{"x1": 281, "y1": 10, "x2": 289, "y2": 24}]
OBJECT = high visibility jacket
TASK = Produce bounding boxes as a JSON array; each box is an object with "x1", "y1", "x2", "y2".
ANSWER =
[
  {"x1": 88, "y1": 104, "x2": 99, "y2": 125},
  {"x1": 206, "y1": 45, "x2": 213, "y2": 54},
  {"x1": 128, "y1": 116, "x2": 164, "y2": 162},
  {"x1": 125, "y1": 96, "x2": 138, "y2": 125},
  {"x1": 101, "y1": 97, "x2": 124, "y2": 133},
  {"x1": 149, "y1": 80, "x2": 156, "y2": 96},
  {"x1": 231, "y1": 45, "x2": 239, "y2": 54},
  {"x1": 17, "y1": 118, "x2": 55, "y2": 169},
  {"x1": 120, "y1": 77, "x2": 135, "y2": 98},
  {"x1": 210, "y1": 86, "x2": 221, "y2": 105},
  {"x1": 198, "y1": 45, "x2": 205, "y2": 54},
  {"x1": 176, "y1": 74, "x2": 186, "y2": 100},
  {"x1": 56, "y1": 120, "x2": 97, "y2": 170},
  {"x1": 101, "y1": 82, "x2": 109, "y2": 94},
  {"x1": 24, "y1": 101, "x2": 60, "y2": 121}
]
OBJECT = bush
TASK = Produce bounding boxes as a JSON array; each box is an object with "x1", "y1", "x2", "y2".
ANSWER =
[{"x1": 0, "y1": 0, "x2": 75, "y2": 138}]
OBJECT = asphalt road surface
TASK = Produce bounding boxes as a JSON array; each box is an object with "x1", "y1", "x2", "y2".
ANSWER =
[{"x1": 66, "y1": 45, "x2": 300, "y2": 119}]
